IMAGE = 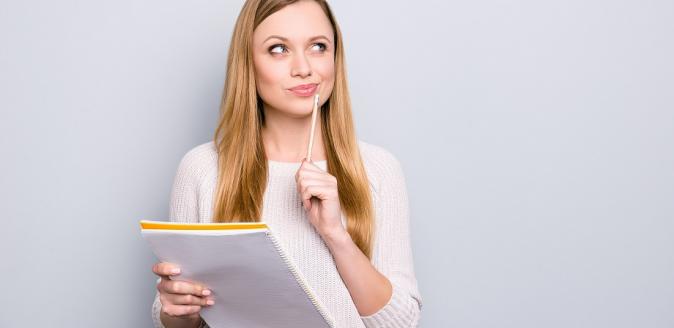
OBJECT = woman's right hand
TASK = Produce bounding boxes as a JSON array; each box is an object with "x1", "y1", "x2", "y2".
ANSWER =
[{"x1": 153, "y1": 262, "x2": 215, "y2": 320}]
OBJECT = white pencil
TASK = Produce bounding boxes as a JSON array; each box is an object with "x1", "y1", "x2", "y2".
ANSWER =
[{"x1": 306, "y1": 93, "x2": 320, "y2": 162}]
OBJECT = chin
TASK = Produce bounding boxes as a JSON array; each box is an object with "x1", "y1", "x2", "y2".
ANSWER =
[
  {"x1": 287, "y1": 99, "x2": 315, "y2": 113},
  {"x1": 268, "y1": 105, "x2": 310, "y2": 117},
  {"x1": 263, "y1": 95, "x2": 316, "y2": 116}
]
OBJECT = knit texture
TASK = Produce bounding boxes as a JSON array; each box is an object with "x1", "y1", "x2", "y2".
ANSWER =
[{"x1": 151, "y1": 140, "x2": 422, "y2": 328}]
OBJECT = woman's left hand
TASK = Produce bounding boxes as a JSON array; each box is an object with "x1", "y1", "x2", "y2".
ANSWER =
[{"x1": 295, "y1": 158, "x2": 345, "y2": 239}]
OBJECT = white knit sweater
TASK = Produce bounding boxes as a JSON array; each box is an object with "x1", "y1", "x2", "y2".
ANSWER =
[{"x1": 152, "y1": 140, "x2": 422, "y2": 328}]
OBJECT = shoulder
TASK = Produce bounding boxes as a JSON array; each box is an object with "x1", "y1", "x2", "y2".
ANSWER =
[
  {"x1": 174, "y1": 141, "x2": 218, "y2": 188},
  {"x1": 357, "y1": 139, "x2": 407, "y2": 193},
  {"x1": 357, "y1": 139, "x2": 400, "y2": 164},
  {"x1": 180, "y1": 140, "x2": 217, "y2": 162}
]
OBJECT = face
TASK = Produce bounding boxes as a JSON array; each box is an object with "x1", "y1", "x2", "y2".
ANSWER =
[{"x1": 252, "y1": 0, "x2": 335, "y2": 118}]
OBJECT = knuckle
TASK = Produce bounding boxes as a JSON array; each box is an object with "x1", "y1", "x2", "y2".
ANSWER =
[
  {"x1": 165, "y1": 281, "x2": 176, "y2": 293},
  {"x1": 188, "y1": 282, "x2": 200, "y2": 294},
  {"x1": 175, "y1": 306, "x2": 188, "y2": 316},
  {"x1": 172, "y1": 281, "x2": 184, "y2": 294},
  {"x1": 184, "y1": 294, "x2": 197, "y2": 304},
  {"x1": 181, "y1": 307, "x2": 192, "y2": 316},
  {"x1": 157, "y1": 279, "x2": 169, "y2": 292},
  {"x1": 190, "y1": 305, "x2": 202, "y2": 314},
  {"x1": 162, "y1": 304, "x2": 176, "y2": 317}
]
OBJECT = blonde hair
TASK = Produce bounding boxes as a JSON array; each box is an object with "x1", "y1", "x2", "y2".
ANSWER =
[{"x1": 212, "y1": 0, "x2": 374, "y2": 258}]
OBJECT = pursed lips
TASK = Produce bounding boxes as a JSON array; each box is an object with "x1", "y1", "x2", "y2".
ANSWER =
[{"x1": 288, "y1": 83, "x2": 318, "y2": 91}]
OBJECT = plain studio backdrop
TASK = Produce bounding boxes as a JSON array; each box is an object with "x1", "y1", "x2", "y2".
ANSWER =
[{"x1": 1, "y1": 0, "x2": 672, "y2": 327}]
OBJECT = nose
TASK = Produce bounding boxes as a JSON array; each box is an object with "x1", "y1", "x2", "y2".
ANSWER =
[{"x1": 290, "y1": 52, "x2": 312, "y2": 78}]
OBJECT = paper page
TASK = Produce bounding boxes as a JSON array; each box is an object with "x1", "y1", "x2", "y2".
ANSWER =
[{"x1": 142, "y1": 228, "x2": 333, "y2": 328}]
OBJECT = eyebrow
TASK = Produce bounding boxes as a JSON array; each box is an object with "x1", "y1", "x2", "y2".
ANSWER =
[{"x1": 263, "y1": 35, "x2": 332, "y2": 44}]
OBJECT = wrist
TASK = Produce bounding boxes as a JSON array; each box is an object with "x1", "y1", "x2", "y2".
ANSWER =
[
  {"x1": 159, "y1": 311, "x2": 203, "y2": 328},
  {"x1": 321, "y1": 228, "x2": 351, "y2": 249}
]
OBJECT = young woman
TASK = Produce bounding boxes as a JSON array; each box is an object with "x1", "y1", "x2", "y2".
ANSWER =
[{"x1": 150, "y1": 0, "x2": 422, "y2": 327}]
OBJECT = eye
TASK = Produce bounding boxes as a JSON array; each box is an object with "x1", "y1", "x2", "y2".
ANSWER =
[
  {"x1": 268, "y1": 44, "x2": 287, "y2": 55},
  {"x1": 311, "y1": 42, "x2": 327, "y2": 52}
]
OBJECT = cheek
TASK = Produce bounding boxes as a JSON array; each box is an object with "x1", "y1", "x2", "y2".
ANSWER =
[
  {"x1": 254, "y1": 58, "x2": 286, "y2": 99},
  {"x1": 314, "y1": 59, "x2": 335, "y2": 80},
  {"x1": 315, "y1": 60, "x2": 335, "y2": 94}
]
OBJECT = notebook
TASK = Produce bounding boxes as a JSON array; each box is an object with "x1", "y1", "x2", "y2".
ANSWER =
[{"x1": 140, "y1": 220, "x2": 335, "y2": 328}]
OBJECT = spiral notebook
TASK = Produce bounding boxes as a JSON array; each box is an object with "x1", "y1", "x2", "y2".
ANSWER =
[{"x1": 140, "y1": 220, "x2": 335, "y2": 328}]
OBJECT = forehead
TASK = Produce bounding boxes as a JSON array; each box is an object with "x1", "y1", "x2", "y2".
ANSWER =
[{"x1": 253, "y1": 1, "x2": 333, "y2": 43}]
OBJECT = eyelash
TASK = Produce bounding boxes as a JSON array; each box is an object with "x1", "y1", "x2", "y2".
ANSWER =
[{"x1": 268, "y1": 42, "x2": 327, "y2": 55}]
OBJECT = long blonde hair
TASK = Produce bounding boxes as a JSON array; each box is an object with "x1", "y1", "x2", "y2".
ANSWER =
[{"x1": 212, "y1": 0, "x2": 374, "y2": 258}]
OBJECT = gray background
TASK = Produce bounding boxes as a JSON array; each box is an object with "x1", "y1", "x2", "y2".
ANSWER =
[{"x1": 1, "y1": 0, "x2": 672, "y2": 327}]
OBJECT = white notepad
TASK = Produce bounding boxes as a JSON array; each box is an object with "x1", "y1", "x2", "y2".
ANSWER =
[{"x1": 140, "y1": 220, "x2": 335, "y2": 328}]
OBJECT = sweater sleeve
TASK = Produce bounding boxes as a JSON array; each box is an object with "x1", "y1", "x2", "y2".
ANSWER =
[
  {"x1": 360, "y1": 149, "x2": 423, "y2": 328},
  {"x1": 151, "y1": 148, "x2": 204, "y2": 328}
]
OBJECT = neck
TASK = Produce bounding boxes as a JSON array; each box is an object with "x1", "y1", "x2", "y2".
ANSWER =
[{"x1": 261, "y1": 106, "x2": 327, "y2": 162}]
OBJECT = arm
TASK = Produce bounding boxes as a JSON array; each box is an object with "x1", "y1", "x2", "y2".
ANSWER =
[
  {"x1": 322, "y1": 230, "x2": 393, "y2": 316},
  {"x1": 324, "y1": 151, "x2": 422, "y2": 327},
  {"x1": 296, "y1": 147, "x2": 423, "y2": 326},
  {"x1": 160, "y1": 315, "x2": 203, "y2": 328},
  {"x1": 151, "y1": 149, "x2": 209, "y2": 328},
  {"x1": 152, "y1": 291, "x2": 205, "y2": 328}
]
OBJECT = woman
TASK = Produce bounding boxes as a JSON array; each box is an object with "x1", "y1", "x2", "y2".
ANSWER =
[{"x1": 151, "y1": 0, "x2": 422, "y2": 327}]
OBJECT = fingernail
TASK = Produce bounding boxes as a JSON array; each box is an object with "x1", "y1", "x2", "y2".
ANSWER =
[
  {"x1": 202, "y1": 289, "x2": 211, "y2": 296},
  {"x1": 170, "y1": 268, "x2": 180, "y2": 274},
  {"x1": 206, "y1": 299, "x2": 215, "y2": 305}
]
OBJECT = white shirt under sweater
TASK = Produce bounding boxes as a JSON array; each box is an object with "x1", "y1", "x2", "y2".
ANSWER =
[{"x1": 152, "y1": 140, "x2": 422, "y2": 328}]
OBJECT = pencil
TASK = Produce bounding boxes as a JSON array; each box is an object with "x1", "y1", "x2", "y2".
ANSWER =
[{"x1": 306, "y1": 93, "x2": 320, "y2": 162}]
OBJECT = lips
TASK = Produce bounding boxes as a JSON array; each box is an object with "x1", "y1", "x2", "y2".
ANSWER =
[
  {"x1": 290, "y1": 83, "x2": 318, "y2": 91},
  {"x1": 288, "y1": 83, "x2": 318, "y2": 97}
]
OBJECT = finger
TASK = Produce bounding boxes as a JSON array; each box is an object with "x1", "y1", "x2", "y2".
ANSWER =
[
  {"x1": 302, "y1": 185, "x2": 336, "y2": 206},
  {"x1": 301, "y1": 183, "x2": 336, "y2": 198},
  {"x1": 160, "y1": 291, "x2": 213, "y2": 309},
  {"x1": 304, "y1": 195, "x2": 322, "y2": 212},
  {"x1": 296, "y1": 171, "x2": 331, "y2": 187},
  {"x1": 296, "y1": 170, "x2": 335, "y2": 184},
  {"x1": 159, "y1": 279, "x2": 211, "y2": 297},
  {"x1": 152, "y1": 262, "x2": 181, "y2": 278},
  {"x1": 167, "y1": 293, "x2": 214, "y2": 307},
  {"x1": 297, "y1": 159, "x2": 325, "y2": 175},
  {"x1": 296, "y1": 178, "x2": 331, "y2": 196},
  {"x1": 161, "y1": 303, "x2": 202, "y2": 318},
  {"x1": 297, "y1": 168, "x2": 328, "y2": 178},
  {"x1": 296, "y1": 171, "x2": 337, "y2": 195},
  {"x1": 298, "y1": 180, "x2": 323, "y2": 210},
  {"x1": 304, "y1": 162, "x2": 326, "y2": 173}
]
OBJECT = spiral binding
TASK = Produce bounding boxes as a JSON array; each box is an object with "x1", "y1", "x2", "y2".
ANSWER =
[{"x1": 265, "y1": 230, "x2": 336, "y2": 328}]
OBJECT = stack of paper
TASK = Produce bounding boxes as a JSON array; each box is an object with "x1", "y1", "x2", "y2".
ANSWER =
[{"x1": 140, "y1": 220, "x2": 335, "y2": 328}]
